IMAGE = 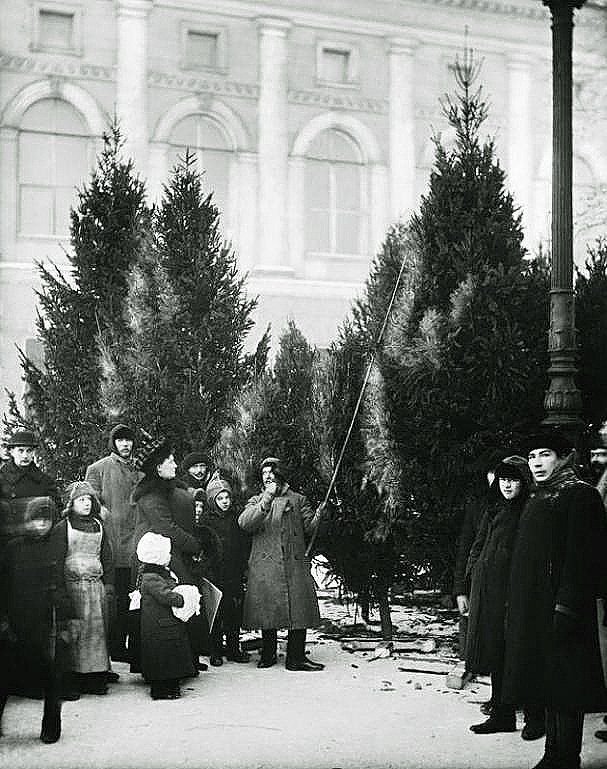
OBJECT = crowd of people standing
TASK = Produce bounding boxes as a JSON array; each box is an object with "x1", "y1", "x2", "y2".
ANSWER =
[{"x1": 0, "y1": 425, "x2": 324, "y2": 744}]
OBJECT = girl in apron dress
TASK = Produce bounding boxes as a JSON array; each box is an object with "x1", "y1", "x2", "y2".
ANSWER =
[{"x1": 60, "y1": 482, "x2": 114, "y2": 695}]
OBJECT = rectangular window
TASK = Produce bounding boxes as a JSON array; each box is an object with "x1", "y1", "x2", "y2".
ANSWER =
[
  {"x1": 39, "y1": 9, "x2": 74, "y2": 50},
  {"x1": 322, "y1": 49, "x2": 350, "y2": 84},
  {"x1": 186, "y1": 31, "x2": 218, "y2": 68}
]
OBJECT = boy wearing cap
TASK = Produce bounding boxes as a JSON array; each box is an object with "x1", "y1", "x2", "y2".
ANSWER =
[
  {"x1": 199, "y1": 477, "x2": 250, "y2": 666},
  {"x1": 239, "y1": 457, "x2": 324, "y2": 672},
  {"x1": 502, "y1": 428, "x2": 607, "y2": 769},
  {"x1": 85, "y1": 424, "x2": 142, "y2": 664}
]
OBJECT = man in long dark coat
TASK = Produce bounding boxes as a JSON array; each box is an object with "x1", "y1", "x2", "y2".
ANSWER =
[{"x1": 502, "y1": 427, "x2": 607, "y2": 769}]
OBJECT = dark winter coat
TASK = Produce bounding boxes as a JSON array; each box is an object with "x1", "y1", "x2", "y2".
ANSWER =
[
  {"x1": 85, "y1": 432, "x2": 143, "y2": 568},
  {"x1": 452, "y1": 495, "x2": 487, "y2": 597},
  {"x1": 0, "y1": 527, "x2": 75, "y2": 695},
  {"x1": 0, "y1": 460, "x2": 61, "y2": 518},
  {"x1": 139, "y1": 565, "x2": 195, "y2": 682},
  {"x1": 197, "y1": 506, "x2": 250, "y2": 594},
  {"x1": 132, "y1": 477, "x2": 201, "y2": 582},
  {"x1": 502, "y1": 464, "x2": 607, "y2": 712},
  {"x1": 239, "y1": 483, "x2": 320, "y2": 630},
  {"x1": 464, "y1": 494, "x2": 524, "y2": 674}
]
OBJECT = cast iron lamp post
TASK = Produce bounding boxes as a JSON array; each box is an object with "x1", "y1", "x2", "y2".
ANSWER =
[{"x1": 542, "y1": 0, "x2": 586, "y2": 427}]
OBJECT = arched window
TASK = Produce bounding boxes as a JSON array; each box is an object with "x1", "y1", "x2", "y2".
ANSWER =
[
  {"x1": 18, "y1": 98, "x2": 90, "y2": 237},
  {"x1": 168, "y1": 115, "x2": 231, "y2": 216},
  {"x1": 304, "y1": 129, "x2": 368, "y2": 258}
]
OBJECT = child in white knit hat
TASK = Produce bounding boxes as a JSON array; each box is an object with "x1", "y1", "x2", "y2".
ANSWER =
[{"x1": 135, "y1": 532, "x2": 197, "y2": 700}]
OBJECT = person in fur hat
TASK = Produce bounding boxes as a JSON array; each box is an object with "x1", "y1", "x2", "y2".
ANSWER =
[
  {"x1": 135, "y1": 532, "x2": 195, "y2": 699},
  {"x1": 179, "y1": 451, "x2": 213, "y2": 498},
  {"x1": 239, "y1": 457, "x2": 324, "y2": 671},
  {"x1": 54, "y1": 481, "x2": 114, "y2": 696},
  {"x1": 85, "y1": 424, "x2": 142, "y2": 665},
  {"x1": 0, "y1": 498, "x2": 76, "y2": 743},
  {"x1": 502, "y1": 427, "x2": 607, "y2": 769},
  {"x1": 466, "y1": 456, "x2": 544, "y2": 739},
  {"x1": 131, "y1": 436, "x2": 209, "y2": 673},
  {"x1": 199, "y1": 477, "x2": 250, "y2": 666}
]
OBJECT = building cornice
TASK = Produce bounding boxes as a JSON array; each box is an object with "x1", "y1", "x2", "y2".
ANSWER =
[{"x1": 0, "y1": 53, "x2": 113, "y2": 81}]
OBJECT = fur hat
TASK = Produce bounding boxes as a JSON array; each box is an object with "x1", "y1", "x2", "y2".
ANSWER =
[
  {"x1": 206, "y1": 477, "x2": 232, "y2": 507},
  {"x1": 181, "y1": 451, "x2": 210, "y2": 473},
  {"x1": 494, "y1": 455, "x2": 532, "y2": 485},
  {"x1": 259, "y1": 456, "x2": 285, "y2": 481},
  {"x1": 522, "y1": 427, "x2": 573, "y2": 458},
  {"x1": 6, "y1": 429, "x2": 38, "y2": 448},
  {"x1": 109, "y1": 424, "x2": 135, "y2": 452},
  {"x1": 136, "y1": 532, "x2": 171, "y2": 566},
  {"x1": 134, "y1": 430, "x2": 171, "y2": 473}
]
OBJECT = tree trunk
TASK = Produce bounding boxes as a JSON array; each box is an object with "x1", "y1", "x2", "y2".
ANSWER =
[{"x1": 376, "y1": 581, "x2": 393, "y2": 641}]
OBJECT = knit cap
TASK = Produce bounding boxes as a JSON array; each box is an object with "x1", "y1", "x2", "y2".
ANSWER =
[
  {"x1": 136, "y1": 532, "x2": 171, "y2": 566},
  {"x1": 206, "y1": 477, "x2": 232, "y2": 507},
  {"x1": 67, "y1": 480, "x2": 97, "y2": 502}
]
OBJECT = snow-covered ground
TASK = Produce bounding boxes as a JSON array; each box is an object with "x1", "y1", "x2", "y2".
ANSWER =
[{"x1": 1, "y1": 587, "x2": 606, "y2": 769}]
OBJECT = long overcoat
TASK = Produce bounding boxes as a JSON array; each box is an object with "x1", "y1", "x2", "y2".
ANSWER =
[
  {"x1": 238, "y1": 484, "x2": 320, "y2": 630},
  {"x1": 85, "y1": 444, "x2": 143, "y2": 568},
  {"x1": 139, "y1": 566, "x2": 195, "y2": 682},
  {"x1": 132, "y1": 478, "x2": 200, "y2": 582},
  {"x1": 502, "y1": 472, "x2": 607, "y2": 712},
  {"x1": 464, "y1": 497, "x2": 522, "y2": 674}
]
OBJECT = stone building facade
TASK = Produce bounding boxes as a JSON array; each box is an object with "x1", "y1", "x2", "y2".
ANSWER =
[{"x1": 0, "y1": 0, "x2": 605, "y2": 407}]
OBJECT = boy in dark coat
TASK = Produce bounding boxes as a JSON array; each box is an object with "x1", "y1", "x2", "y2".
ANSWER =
[
  {"x1": 503, "y1": 427, "x2": 607, "y2": 769},
  {"x1": 136, "y1": 532, "x2": 195, "y2": 700},
  {"x1": 0, "y1": 498, "x2": 77, "y2": 743},
  {"x1": 0, "y1": 429, "x2": 61, "y2": 514},
  {"x1": 199, "y1": 478, "x2": 250, "y2": 666}
]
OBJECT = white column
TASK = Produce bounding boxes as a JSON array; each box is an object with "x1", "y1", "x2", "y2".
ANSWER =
[
  {"x1": 288, "y1": 156, "x2": 305, "y2": 278},
  {"x1": 370, "y1": 164, "x2": 389, "y2": 255},
  {"x1": 0, "y1": 127, "x2": 18, "y2": 261},
  {"x1": 115, "y1": 0, "x2": 153, "y2": 174},
  {"x1": 388, "y1": 38, "x2": 417, "y2": 223},
  {"x1": 507, "y1": 53, "x2": 534, "y2": 247},
  {"x1": 256, "y1": 17, "x2": 292, "y2": 275},
  {"x1": 236, "y1": 152, "x2": 258, "y2": 273}
]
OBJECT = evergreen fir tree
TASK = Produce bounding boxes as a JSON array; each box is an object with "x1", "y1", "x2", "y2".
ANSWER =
[
  {"x1": 575, "y1": 237, "x2": 607, "y2": 423},
  {"x1": 376, "y1": 51, "x2": 550, "y2": 588},
  {"x1": 5, "y1": 125, "x2": 150, "y2": 481},
  {"x1": 214, "y1": 320, "x2": 322, "y2": 502},
  {"x1": 101, "y1": 151, "x2": 262, "y2": 457}
]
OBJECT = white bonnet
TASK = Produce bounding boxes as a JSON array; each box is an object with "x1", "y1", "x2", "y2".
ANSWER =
[{"x1": 136, "y1": 531, "x2": 171, "y2": 565}]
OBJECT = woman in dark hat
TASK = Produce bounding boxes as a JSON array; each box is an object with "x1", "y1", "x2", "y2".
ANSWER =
[
  {"x1": 130, "y1": 435, "x2": 208, "y2": 673},
  {"x1": 466, "y1": 456, "x2": 544, "y2": 738}
]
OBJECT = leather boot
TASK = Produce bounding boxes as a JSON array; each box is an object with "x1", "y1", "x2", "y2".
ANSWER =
[{"x1": 40, "y1": 700, "x2": 62, "y2": 744}]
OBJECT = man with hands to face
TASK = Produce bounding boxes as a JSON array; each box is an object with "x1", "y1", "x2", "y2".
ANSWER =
[{"x1": 238, "y1": 457, "x2": 324, "y2": 671}]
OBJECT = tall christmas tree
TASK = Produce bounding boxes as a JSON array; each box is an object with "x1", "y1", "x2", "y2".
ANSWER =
[
  {"x1": 376, "y1": 50, "x2": 550, "y2": 588},
  {"x1": 5, "y1": 125, "x2": 150, "y2": 482},
  {"x1": 101, "y1": 151, "x2": 262, "y2": 457}
]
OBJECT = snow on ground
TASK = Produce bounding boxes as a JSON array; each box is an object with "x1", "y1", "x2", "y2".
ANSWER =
[{"x1": 1, "y1": 585, "x2": 607, "y2": 769}]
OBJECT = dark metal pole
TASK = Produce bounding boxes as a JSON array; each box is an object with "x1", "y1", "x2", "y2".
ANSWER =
[{"x1": 542, "y1": 0, "x2": 586, "y2": 427}]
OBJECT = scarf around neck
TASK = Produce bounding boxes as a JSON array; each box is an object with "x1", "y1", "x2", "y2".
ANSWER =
[{"x1": 535, "y1": 452, "x2": 579, "y2": 492}]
